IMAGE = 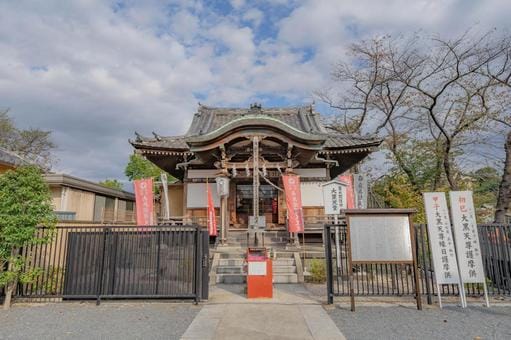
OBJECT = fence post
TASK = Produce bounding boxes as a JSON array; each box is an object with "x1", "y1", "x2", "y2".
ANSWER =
[
  {"x1": 194, "y1": 225, "x2": 201, "y2": 304},
  {"x1": 155, "y1": 229, "x2": 161, "y2": 295},
  {"x1": 324, "y1": 225, "x2": 334, "y2": 304},
  {"x1": 96, "y1": 227, "x2": 109, "y2": 306},
  {"x1": 419, "y1": 224, "x2": 433, "y2": 304}
]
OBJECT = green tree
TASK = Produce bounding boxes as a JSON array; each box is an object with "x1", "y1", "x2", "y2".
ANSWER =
[
  {"x1": 124, "y1": 154, "x2": 165, "y2": 181},
  {"x1": 98, "y1": 179, "x2": 123, "y2": 190},
  {"x1": 0, "y1": 166, "x2": 57, "y2": 309}
]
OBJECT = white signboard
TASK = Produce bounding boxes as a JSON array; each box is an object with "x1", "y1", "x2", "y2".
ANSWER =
[
  {"x1": 322, "y1": 180, "x2": 347, "y2": 215},
  {"x1": 449, "y1": 191, "x2": 485, "y2": 283},
  {"x1": 423, "y1": 192, "x2": 460, "y2": 285},
  {"x1": 353, "y1": 174, "x2": 368, "y2": 209},
  {"x1": 248, "y1": 262, "x2": 267, "y2": 276},
  {"x1": 349, "y1": 215, "x2": 413, "y2": 262}
]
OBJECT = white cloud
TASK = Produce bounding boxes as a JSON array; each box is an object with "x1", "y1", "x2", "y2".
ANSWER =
[
  {"x1": 243, "y1": 8, "x2": 264, "y2": 28},
  {"x1": 0, "y1": 0, "x2": 509, "y2": 183},
  {"x1": 230, "y1": 0, "x2": 246, "y2": 10}
]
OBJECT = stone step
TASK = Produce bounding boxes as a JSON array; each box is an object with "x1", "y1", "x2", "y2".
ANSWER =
[
  {"x1": 218, "y1": 258, "x2": 245, "y2": 266},
  {"x1": 218, "y1": 252, "x2": 246, "y2": 259},
  {"x1": 273, "y1": 273, "x2": 298, "y2": 284},
  {"x1": 217, "y1": 266, "x2": 244, "y2": 274},
  {"x1": 216, "y1": 273, "x2": 246, "y2": 284},
  {"x1": 273, "y1": 258, "x2": 295, "y2": 266},
  {"x1": 273, "y1": 265, "x2": 297, "y2": 274}
]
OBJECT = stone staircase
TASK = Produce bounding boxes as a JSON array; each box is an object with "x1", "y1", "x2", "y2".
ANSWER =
[
  {"x1": 210, "y1": 246, "x2": 304, "y2": 285},
  {"x1": 272, "y1": 252, "x2": 301, "y2": 283},
  {"x1": 212, "y1": 250, "x2": 246, "y2": 284}
]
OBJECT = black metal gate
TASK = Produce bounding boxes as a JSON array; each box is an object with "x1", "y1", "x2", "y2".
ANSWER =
[
  {"x1": 324, "y1": 224, "x2": 511, "y2": 303},
  {"x1": 16, "y1": 225, "x2": 208, "y2": 303}
]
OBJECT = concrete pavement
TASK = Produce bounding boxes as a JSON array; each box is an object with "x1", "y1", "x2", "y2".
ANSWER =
[{"x1": 181, "y1": 284, "x2": 345, "y2": 340}]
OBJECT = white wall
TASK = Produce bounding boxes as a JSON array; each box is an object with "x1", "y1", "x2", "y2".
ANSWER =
[{"x1": 186, "y1": 183, "x2": 220, "y2": 208}]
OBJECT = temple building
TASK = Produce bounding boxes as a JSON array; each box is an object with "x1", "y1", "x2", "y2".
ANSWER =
[{"x1": 130, "y1": 103, "x2": 381, "y2": 241}]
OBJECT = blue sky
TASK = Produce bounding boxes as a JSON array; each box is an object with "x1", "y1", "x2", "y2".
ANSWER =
[{"x1": 0, "y1": 0, "x2": 509, "y2": 185}]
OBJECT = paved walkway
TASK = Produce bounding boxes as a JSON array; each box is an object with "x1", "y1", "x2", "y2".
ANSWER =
[{"x1": 181, "y1": 284, "x2": 345, "y2": 340}]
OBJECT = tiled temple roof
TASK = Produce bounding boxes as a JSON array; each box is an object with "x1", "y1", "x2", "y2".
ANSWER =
[{"x1": 130, "y1": 104, "x2": 382, "y2": 152}]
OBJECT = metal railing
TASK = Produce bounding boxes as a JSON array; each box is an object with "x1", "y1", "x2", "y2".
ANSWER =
[
  {"x1": 325, "y1": 224, "x2": 511, "y2": 301},
  {"x1": 14, "y1": 225, "x2": 209, "y2": 303}
]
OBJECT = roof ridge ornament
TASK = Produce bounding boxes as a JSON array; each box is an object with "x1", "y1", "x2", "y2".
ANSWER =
[
  {"x1": 152, "y1": 132, "x2": 162, "y2": 141},
  {"x1": 134, "y1": 131, "x2": 143, "y2": 142},
  {"x1": 249, "y1": 102, "x2": 262, "y2": 114}
]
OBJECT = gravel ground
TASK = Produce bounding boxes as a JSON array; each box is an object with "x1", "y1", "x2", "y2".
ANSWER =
[
  {"x1": 0, "y1": 302, "x2": 201, "y2": 340},
  {"x1": 328, "y1": 304, "x2": 511, "y2": 340}
]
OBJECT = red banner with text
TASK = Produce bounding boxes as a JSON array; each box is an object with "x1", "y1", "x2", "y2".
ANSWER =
[
  {"x1": 283, "y1": 175, "x2": 304, "y2": 233},
  {"x1": 134, "y1": 178, "x2": 155, "y2": 226},
  {"x1": 338, "y1": 174, "x2": 355, "y2": 209},
  {"x1": 207, "y1": 183, "x2": 218, "y2": 236}
]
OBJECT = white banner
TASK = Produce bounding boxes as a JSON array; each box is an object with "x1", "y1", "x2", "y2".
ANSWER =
[
  {"x1": 322, "y1": 180, "x2": 347, "y2": 215},
  {"x1": 424, "y1": 192, "x2": 460, "y2": 285},
  {"x1": 353, "y1": 174, "x2": 368, "y2": 209},
  {"x1": 449, "y1": 191, "x2": 485, "y2": 283}
]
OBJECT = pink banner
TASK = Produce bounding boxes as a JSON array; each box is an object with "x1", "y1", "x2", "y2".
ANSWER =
[
  {"x1": 134, "y1": 178, "x2": 154, "y2": 226},
  {"x1": 207, "y1": 183, "x2": 217, "y2": 236},
  {"x1": 338, "y1": 174, "x2": 355, "y2": 209},
  {"x1": 283, "y1": 175, "x2": 304, "y2": 233}
]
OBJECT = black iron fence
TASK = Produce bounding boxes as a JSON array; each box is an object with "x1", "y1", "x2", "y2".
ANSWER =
[
  {"x1": 324, "y1": 224, "x2": 511, "y2": 302},
  {"x1": 14, "y1": 225, "x2": 209, "y2": 303}
]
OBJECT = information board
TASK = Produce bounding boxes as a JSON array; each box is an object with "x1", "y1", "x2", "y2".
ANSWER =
[
  {"x1": 449, "y1": 191, "x2": 485, "y2": 283},
  {"x1": 349, "y1": 215, "x2": 413, "y2": 262},
  {"x1": 423, "y1": 192, "x2": 461, "y2": 285}
]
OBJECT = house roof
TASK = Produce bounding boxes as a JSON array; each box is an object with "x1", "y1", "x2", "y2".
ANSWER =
[
  {"x1": 0, "y1": 146, "x2": 32, "y2": 168},
  {"x1": 130, "y1": 104, "x2": 382, "y2": 152},
  {"x1": 44, "y1": 173, "x2": 135, "y2": 201}
]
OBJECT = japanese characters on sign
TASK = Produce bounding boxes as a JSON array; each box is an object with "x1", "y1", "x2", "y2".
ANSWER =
[
  {"x1": 282, "y1": 175, "x2": 304, "y2": 233},
  {"x1": 134, "y1": 178, "x2": 155, "y2": 226},
  {"x1": 449, "y1": 191, "x2": 485, "y2": 283},
  {"x1": 322, "y1": 180, "x2": 347, "y2": 215},
  {"x1": 207, "y1": 183, "x2": 217, "y2": 236},
  {"x1": 338, "y1": 174, "x2": 355, "y2": 208},
  {"x1": 424, "y1": 192, "x2": 460, "y2": 284},
  {"x1": 353, "y1": 174, "x2": 368, "y2": 209}
]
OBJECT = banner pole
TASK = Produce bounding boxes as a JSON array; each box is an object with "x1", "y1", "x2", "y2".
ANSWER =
[
  {"x1": 483, "y1": 281, "x2": 490, "y2": 308},
  {"x1": 334, "y1": 215, "x2": 341, "y2": 273},
  {"x1": 437, "y1": 283, "x2": 443, "y2": 309},
  {"x1": 459, "y1": 282, "x2": 467, "y2": 308}
]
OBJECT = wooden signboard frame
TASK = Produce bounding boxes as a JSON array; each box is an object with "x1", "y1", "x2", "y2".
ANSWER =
[{"x1": 345, "y1": 209, "x2": 422, "y2": 311}]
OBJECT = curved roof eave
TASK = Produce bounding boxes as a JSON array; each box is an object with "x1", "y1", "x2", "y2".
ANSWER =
[{"x1": 186, "y1": 115, "x2": 327, "y2": 146}]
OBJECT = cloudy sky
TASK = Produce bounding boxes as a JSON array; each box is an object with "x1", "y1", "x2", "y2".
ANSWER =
[{"x1": 1, "y1": 0, "x2": 509, "y2": 187}]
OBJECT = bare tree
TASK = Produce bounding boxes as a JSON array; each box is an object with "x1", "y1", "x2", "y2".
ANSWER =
[
  {"x1": 483, "y1": 36, "x2": 511, "y2": 223},
  {"x1": 0, "y1": 110, "x2": 56, "y2": 170},
  {"x1": 395, "y1": 30, "x2": 506, "y2": 189},
  {"x1": 320, "y1": 30, "x2": 509, "y2": 193}
]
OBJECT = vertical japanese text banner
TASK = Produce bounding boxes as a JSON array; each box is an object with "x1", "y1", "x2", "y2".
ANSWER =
[
  {"x1": 423, "y1": 192, "x2": 461, "y2": 285},
  {"x1": 134, "y1": 178, "x2": 155, "y2": 226},
  {"x1": 283, "y1": 175, "x2": 304, "y2": 233},
  {"x1": 353, "y1": 174, "x2": 368, "y2": 209},
  {"x1": 449, "y1": 191, "x2": 485, "y2": 283},
  {"x1": 207, "y1": 182, "x2": 218, "y2": 236},
  {"x1": 338, "y1": 174, "x2": 355, "y2": 209}
]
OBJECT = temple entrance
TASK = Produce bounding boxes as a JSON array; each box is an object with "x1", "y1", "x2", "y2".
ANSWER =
[{"x1": 235, "y1": 184, "x2": 278, "y2": 227}]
